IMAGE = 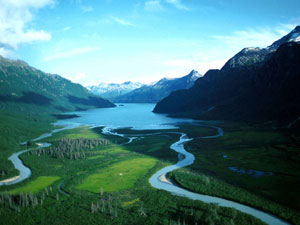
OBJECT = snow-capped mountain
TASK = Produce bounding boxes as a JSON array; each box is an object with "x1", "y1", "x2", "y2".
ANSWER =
[
  {"x1": 152, "y1": 70, "x2": 200, "y2": 89},
  {"x1": 223, "y1": 26, "x2": 300, "y2": 71},
  {"x1": 87, "y1": 81, "x2": 144, "y2": 99},
  {"x1": 112, "y1": 70, "x2": 201, "y2": 103},
  {"x1": 269, "y1": 25, "x2": 300, "y2": 49}
]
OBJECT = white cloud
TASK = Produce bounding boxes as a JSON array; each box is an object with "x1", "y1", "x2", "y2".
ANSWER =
[
  {"x1": 275, "y1": 23, "x2": 297, "y2": 36},
  {"x1": 164, "y1": 57, "x2": 226, "y2": 76},
  {"x1": 110, "y1": 16, "x2": 135, "y2": 26},
  {"x1": 144, "y1": 0, "x2": 189, "y2": 11},
  {"x1": 44, "y1": 47, "x2": 100, "y2": 61},
  {"x1": 144, "y1": 0, "x2": 163, "y2": 12},
  {"x1": 197, "y1": 59, "x2": 227, "y2": 74},
  {"x1": 63, "y1": 26, "x2": 71, "y2": 31},
  {"x1": 71, "y1": 0, "x2": 93, "y2": 13},
  {"x1": 0, "y1": 0, "x2": 53, "y2": 55},
  {"x1": 213, "y1": 23, "x2": 299, "y2": 49},
  {"x1": 164, "y1": 58, "x2": 196, "y2": 69},
  {"x1": 71, "y1": 72, "x2": 87, "y2": 83},
  {"x1": 165, "y1": 0, "x2": 189, "y2": 10},
  {"x1": 80, "y1": 5, "x2": 93, "y2": 13},
  {"x1": 97, "y1": 16, "x2": 136, "y2": 27},
  {"x1": 0, "y1": 47, "x2": 14, "y2": 58}
]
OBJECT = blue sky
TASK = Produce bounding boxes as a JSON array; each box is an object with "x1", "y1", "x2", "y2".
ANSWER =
[{"x1": 1, "y1": 0, "x2": 300, "y2": 85}]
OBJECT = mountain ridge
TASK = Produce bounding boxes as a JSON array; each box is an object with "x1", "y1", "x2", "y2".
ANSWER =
[
  {"x1": 0, "y1": 55, "x2": 116, "y2": 114},
  {"x1": 87, "y1": 81, "x2": 144, "y2": 100},
  {"x1": 153, "y1": 27, "x2": 300, "y2": 128},
  {"x1": 112, "y1": 70, "x2": 201, "y2": 103}
]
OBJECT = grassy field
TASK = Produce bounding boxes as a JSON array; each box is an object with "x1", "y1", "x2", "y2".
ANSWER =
[
  {"x1": 45, "y1": 126, "x2": 101, "y2": 140},
  {"x1": 8, "y1": 176, "x2": 60, "y2": 194},
  {"x1": 77, "y1": 157, "x2": 158, "y2": 192}
]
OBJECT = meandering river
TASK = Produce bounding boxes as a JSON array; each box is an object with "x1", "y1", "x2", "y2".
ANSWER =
[{"x1": 0, "y1": 104, "x2": 290, "y2": 225}]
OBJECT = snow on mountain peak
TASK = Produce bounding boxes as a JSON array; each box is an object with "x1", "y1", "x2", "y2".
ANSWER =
[
  {"x1": 189, "y1": 70, "x2": 201, "y2": 78},
  {"x1": 289, "y1": 32, "x2": 300, "y2": 42},
  {"x1": 241, "y1": 47, "x2": 262, "y2": 53},
  {"x1": 87, "y1": 81, "x2": 144, "y2": 95},
  {"x1": 269, "y1": 25, "x2": 300, "y2": 49}
]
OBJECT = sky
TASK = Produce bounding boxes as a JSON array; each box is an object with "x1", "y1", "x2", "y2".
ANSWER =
[{"x1": 0, "y1": 0, "x2": 300, "y2": 86}]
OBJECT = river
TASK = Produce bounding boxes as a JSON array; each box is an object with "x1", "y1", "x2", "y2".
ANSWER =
[{"x1": 0, "y1": 103, "x2": 290, "y2": 225}]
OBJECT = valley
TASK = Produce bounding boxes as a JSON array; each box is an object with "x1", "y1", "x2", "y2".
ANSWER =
[
  {"x1": 0, "y1": 4, "x2": 300, "y2": 224},
  {"x1": 88, "y1": 70, "x2": 200, "y2": 103},
  {"x1": 0, "y1": 104, "x2": 299, "y2": 225}
]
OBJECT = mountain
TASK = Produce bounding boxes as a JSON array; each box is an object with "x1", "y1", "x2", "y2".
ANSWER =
[
  {"x1": 112, "y1": 70, "x2": 201, "y2": 103},
  {"x1": 153, "y1": 26, "x2": 300, "y2": 127},
  {"x1": 268, "y1": 25, "x2": 300, "y2": 49},
  {"x1": 87, "y1": 81, "x2": 144, "y2": 100},
  {"x1": 222, "y1": 26, "x2": 300, "y2": 71},
  {"x1": 0, "y1": 55, "x2": 115, "y2": 114}
]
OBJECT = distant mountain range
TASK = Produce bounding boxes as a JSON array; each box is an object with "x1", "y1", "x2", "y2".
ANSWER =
[
  {"x1": 87, "y1": 81, "x2": 144, "y2": 100},
  {"x1": 110, "y1": 70, "x2": 201, "y2": 103},
  {"x1": 0, "y1": 56, "x2": 115, "y2": 115},
  {"x1": 154, "y1": 26, "x2": 300, "y2": 128}
]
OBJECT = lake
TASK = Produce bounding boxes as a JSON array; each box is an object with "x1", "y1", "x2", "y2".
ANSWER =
[{"x1": 55, "y1": 103, "x2": 196, "y2": 129}]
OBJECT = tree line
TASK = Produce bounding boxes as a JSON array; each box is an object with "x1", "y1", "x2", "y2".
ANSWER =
[
  {"x1": 0, "y1": 186, "x2": 56, "y2": 212},
  {"x1": 29, "y1": 138, "x2": 110, "y2": 160}
]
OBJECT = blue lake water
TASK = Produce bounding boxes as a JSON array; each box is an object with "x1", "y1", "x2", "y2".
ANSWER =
[{"x1": 55, "y1": 103, "x2": 196, "y2": 129}]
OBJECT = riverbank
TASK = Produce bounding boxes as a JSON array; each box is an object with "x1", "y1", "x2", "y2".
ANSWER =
[
  {"x1": 0, "y1": 175, "x2": 20, "y2": 184},
  {"x1": 0, "y1": 111, "x2": 55, "y2": 181},
  {"x1": 159, "y1": 173, "x2": 174, "y2": 185}
]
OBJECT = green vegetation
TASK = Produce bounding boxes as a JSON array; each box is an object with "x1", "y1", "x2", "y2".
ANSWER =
[
  {"x1": 9, "y1": 176, "x2": 60, "y2": 194},
  {"x1": 77, "y1": 157, "x2": 158, "y2": 192},
  {"x1": 1, "y1": 188, "x2": 55, "y2": 212},
  {"x1": 0, "y1": 125, "x2": 265, "y2": 225},
  {"x1": 177, "y1": 124, "x2": 218, "y2": 138},
  {"x1": 43, "y1": 126, "x2": 102, "y2": 141},
  {"x1": 0, "y1": 55, "x2": 114, "y2": 113},
  {"x1": 169, "y1": 123, "x2": 300, "y2": 224},
  {"x1": 114, "y1": 124, "x2": 217, "y2": 138},
  {"x1": 0, "y1": 111, "x2": 55, "y2": 180},
  {"x1": 0, "y1": 55, "x2": 115, "y2": 179},
  {"x1": 43, "y1": 126, "x2": 126, "y2": 145},
  {"x1": 30, "y1": 138, "x2": 110, "y2": 159}
]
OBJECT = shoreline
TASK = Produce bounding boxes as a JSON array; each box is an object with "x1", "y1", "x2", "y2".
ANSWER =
[
  {"x1": 0, "y1": 175, "x2": 20, "y2": 184},
  {"x1": 159, "y1": 173, "x2": 176, "y2": 186}
]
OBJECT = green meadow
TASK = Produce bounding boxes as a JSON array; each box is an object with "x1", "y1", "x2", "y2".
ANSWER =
[
  {"x1": 8, "y1": 176, "x2": 60, "y2": 194},
  {"x1": 77, "y1": 157, "x2": 158, "y2": 192}
]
